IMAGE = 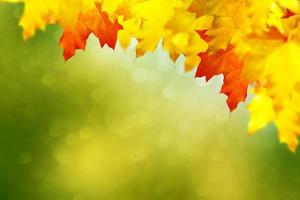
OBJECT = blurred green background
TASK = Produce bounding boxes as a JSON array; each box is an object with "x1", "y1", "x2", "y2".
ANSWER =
[{"x1": 1, "y1": 3, "x2": 300, "y2": 200}]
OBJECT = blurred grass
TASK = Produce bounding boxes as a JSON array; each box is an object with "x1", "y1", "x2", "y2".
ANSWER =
[{"x1": 1, "y1": 3, "x2": 300, "y2": 200}]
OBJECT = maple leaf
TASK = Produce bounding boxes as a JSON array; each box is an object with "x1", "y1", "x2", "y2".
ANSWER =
[
  {"x1": 115, "y1": 0, "x2": 213, "y2": 71},
  {"x1": 237, "y1": 16, "x2": 300, "y2": 151},
  {"x1": 0, "y1": 0, "x2": 96, "y2": 39},
  {"x1": 195, "y1": 30, "x2": 249, "y2": 112},
  {"x1": 188, "y1": 0, "x2": 246, "y2": 52},
  {"x1": 188, "y1": 0, "x2": 300, "y2": 52},
  {"x1": 196, "y1": 44, "x2": 249, "y2": 112},
  {"x1": 59, "y1": 2, "x2": 122, "y2": 61}
]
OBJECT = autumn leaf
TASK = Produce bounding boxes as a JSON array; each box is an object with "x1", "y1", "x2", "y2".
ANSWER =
[
  {"x1": 116, "y1": 0, "x2": 213, "y2": 70},
  {"x1": 238, "y1": 18, "x2": 300, "y2": 151},
  {"x1": 0, "y1": 0, "x2": 97, "y2": 39},
  {"x1": 59, "y1": 2, "x2": 122, "y2": 61},
  {"x1": 195, "y1": 31, "x2": 249, "y2": 112}
]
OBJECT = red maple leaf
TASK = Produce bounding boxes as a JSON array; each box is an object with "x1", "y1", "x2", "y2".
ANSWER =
[
  {"x1": 196, "y1": 31, "x2": 249, "y2": 111},
  {"x1": 60, "y1": 2, "x2": 123, "y2": 61}
]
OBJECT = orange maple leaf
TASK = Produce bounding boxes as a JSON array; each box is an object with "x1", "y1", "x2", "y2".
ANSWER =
[
  {"x1": 196, "y1": 41, "x2": 249, "y2": 111},
  {"x1": 59, "y1": 2, "x2": 122, "y2": 61}
]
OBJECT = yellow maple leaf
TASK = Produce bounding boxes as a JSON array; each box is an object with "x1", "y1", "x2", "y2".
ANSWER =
[
  {"x1": 238, "y1": 14, "x2": 300, "y2": 151},
  {"x1": 1, "y1": 0, "x2": 96, "y2": 39},
  {"x1": 115, "y1": 0, "x2": 213, "y2": 71},
  {"x1": 188, "y1": 0, "x2": 246, "y2": 52},
  {"x1": 189, "y1": 0, "x2": 299, "y2": 52}
]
